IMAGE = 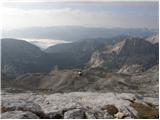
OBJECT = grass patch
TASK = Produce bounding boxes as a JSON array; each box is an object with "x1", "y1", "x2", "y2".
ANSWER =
[{"x1": 130, "y1": 102, "x2": 159, "y2": 119}]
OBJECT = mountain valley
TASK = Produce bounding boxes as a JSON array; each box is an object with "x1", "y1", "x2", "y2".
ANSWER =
[{"x1": 1, "y1": 33, "x2": 159, "y2": 119}]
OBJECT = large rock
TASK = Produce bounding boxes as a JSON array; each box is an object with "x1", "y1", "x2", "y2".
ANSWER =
[
  {"x1": 64, "y1": 109, "x2": 85, "y2": 119},
  {"x1": 1, "y1": 111, "x2": 40, "y2": 119},
  {"x1": 45, "y1": 111, "x2": 63, "y2": 119},
  {"x1": 1, "y1": 100, "x2": 43, "y2": 116},
  {"x1": 104, "y1": 112, "x2": 114, "y2": 119},
  {"x1": 85, "y1": 109, "x2": 96, "y2": 119},
  {"x1": 40, "y1": 93, "x2": 83, "y2": 117},
  {"x1": 94, "y1": 110, "x2": 105, "y2": 119},
  {"x1": 93, "y1": 109, "x2": 115, "y2": 119}
]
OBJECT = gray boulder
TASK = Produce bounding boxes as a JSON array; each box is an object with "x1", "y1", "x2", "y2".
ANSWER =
[
  {"x1": 103, "y1": 112, "x2": 114, "y2": 119},
  {"x1": 94, "y1": 110, "x2": 105, "y2": 119},
  {"x1": 85, "y1": 109, "x2": 96, "y2": 119},
  {"x1": 64, "y1": 109, "x2": 85, "y2": 119},
  {"x1": 45, "y1": 111, "x2": 63, "y2": 119},
  {"x1": 1, "y1": 111, "x2": 40, "y2": 119},
  {"x1": 1, "y1": 100, "x2": 43, "y2": 116}
]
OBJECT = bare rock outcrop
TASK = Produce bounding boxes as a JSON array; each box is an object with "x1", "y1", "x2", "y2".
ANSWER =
[
  {"x1": 1, "y1": 111, "x2": 40, "y2": 119},
  {"x1": 1, "y1": 92, "x2": 159, "y2": 119},
  {"x1": 1, "y1": 100, "x2": 44, "y2": 117},
  {"x1": 64, "y1": 109, "x2": 85, "y2": 119}
]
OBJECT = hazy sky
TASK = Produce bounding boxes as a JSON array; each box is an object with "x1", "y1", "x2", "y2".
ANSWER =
[{"x1": 2, "y1": 1, "x2": 159, "y2": 31}]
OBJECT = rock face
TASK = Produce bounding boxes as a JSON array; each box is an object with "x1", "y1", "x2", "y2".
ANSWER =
[
  {"x1": 146, "y1": 34, "x2": 159, "y2": 44},
  {"x1": 118, "y1": 64, "x2": 144, "y2": 74},
  {"x1": 89, "y1": 37, "x2": 158, "y2": 72},
  {"x1": 89, "y1": 51, "x2": 105, "y2": 68},
  {"x1": 1, "y1": 92, "x2": 159, "y2": 119},
  {"x1": 1, "y1": 111, "x2": 40, "y2": 119}
]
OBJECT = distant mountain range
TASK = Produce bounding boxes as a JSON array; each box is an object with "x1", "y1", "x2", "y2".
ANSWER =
[
  {"x1": 3, "y1": 26, "x2": 158, "y2": 41},
  {"x1": 1, "y1": 38, "x2": 109, "y2": 77},
  {"x1": 1, "y1": 34, "x2": 159, "y2": 78}
]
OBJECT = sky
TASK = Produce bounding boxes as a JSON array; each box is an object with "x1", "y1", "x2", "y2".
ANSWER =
[{"x1": 2, "y1": 1, "x2": 159, "y2": 31}]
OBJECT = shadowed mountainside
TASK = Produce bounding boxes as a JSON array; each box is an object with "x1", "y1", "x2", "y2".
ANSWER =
[{"x1": 1, "y1": 36, "x2": 159, "y2": 78}]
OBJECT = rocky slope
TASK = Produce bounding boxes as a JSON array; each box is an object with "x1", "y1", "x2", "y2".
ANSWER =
[
  {"x1": 146, "y1": 34, "x2": 159, "y2": 44},
  {"x1": 1, "y1": 73, "x2": 12, "y2": 88},
  {"x1": 88, "y1": 37, "x2": 158, "y2": 72},
  {"x1": 1, "y1": 92, "x2": 159, "y2": 119},
  {"x1": 45, "y1": 38, "x2": 109, "y2": 69},
  {"x1": 3, "y1": 66, "x2": 158, "y2": 98}
]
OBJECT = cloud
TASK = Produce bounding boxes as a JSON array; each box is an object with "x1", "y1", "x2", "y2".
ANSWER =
[
  {"x1": 18, "y1": 38, "x2": 70, "y2": 49},
  {"x1": 2, "y1": 2, "x2": 158, "y2": 31}
]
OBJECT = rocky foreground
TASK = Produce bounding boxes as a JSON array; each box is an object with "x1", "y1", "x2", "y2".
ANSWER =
[{"x1": 1, "y1": 92, "x2": 159, "y2": 119}]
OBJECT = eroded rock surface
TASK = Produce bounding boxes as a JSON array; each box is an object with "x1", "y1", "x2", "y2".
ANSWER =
[
  {"x1": 64, "y1": 109, "x2": 85, "y2": 119},
  {"x1": 1, "y1": 111, "x2": 40, "y2": 119},
  {"x1": 1, "y1": 92, "x2": 159, "y2": 119},
  {"x1": 1, "y1": 99, "x2": 44, "y2": 118}
]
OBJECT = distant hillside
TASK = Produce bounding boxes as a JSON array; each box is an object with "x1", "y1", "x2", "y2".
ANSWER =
[
  {"x1": 3, "y1": 26, "x2": 158, "y2": 41},
  {"x1": 45, "y1": 37, "x2": 117, "y2": 53},
  {"x1": 1, "y1": 38, "x2": 53, "y2": 78}
]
